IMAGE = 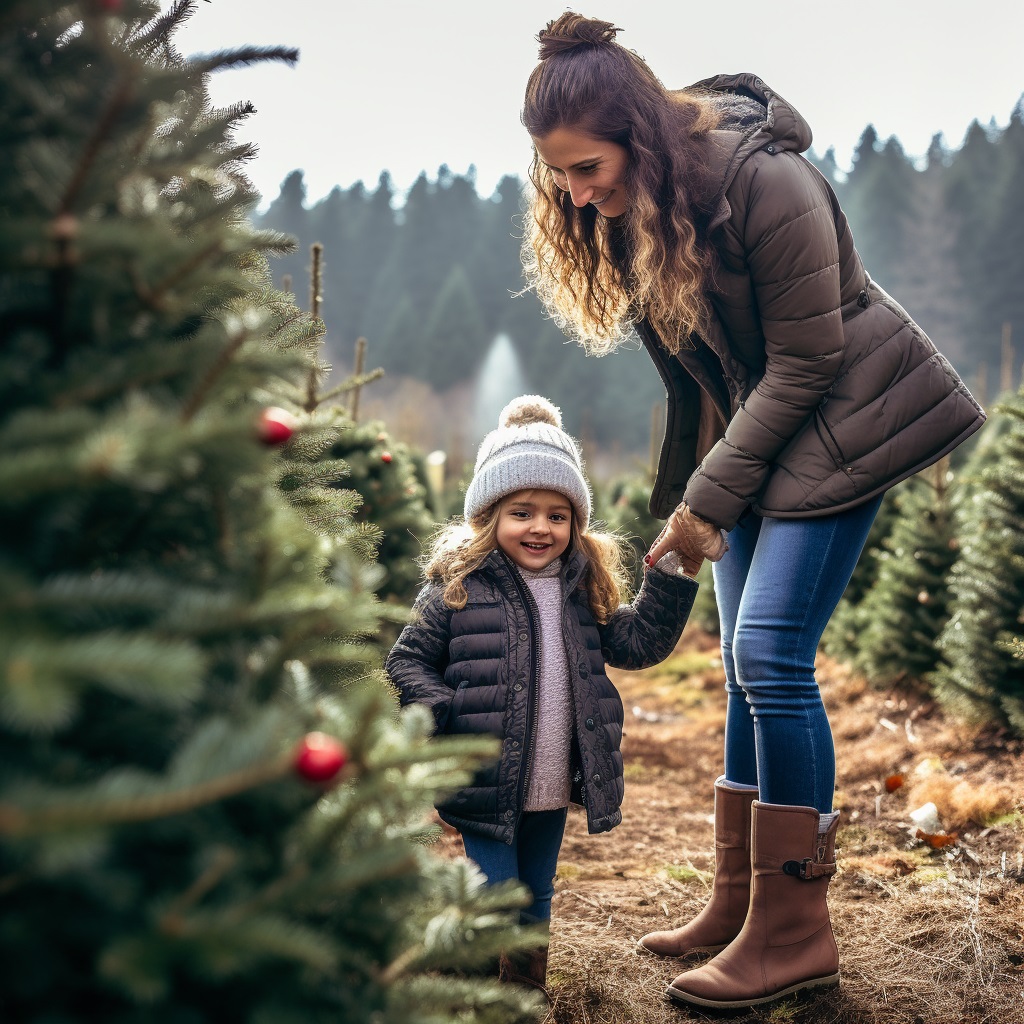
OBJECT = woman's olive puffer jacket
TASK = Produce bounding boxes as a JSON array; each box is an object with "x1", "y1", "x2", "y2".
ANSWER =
[
  {"x1": 386, "y1": 548, "x2": 696, "y2": 843},
  {"x1": 643, "y1": 74, "x2": 985, "y2": 530}
]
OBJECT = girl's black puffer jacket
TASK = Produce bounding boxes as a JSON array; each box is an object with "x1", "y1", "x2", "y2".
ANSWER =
[{"x1": 385, "y1": 548, "x2": 696, "y2": 844}]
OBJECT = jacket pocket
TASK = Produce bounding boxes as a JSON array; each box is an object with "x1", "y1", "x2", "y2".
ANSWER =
[
  {"x1": 814, "y1": 408, "x2": 847, "y2": 469},
  {"x1": 447, "y1": 680, "x2": 470, "y2": 730}
]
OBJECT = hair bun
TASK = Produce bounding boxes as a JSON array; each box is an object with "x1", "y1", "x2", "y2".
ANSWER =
[
  {"x1": 498, "y1": 395, "x2": 562, "y2": 430},
  {"x1": 537, "y1": 12, "x2": 620, "y2": 60}
]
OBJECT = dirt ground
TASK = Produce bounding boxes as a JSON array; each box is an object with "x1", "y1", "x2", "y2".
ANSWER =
[{"x1": 532, "y1": 628, "x2": 1024, "y2": 1024}]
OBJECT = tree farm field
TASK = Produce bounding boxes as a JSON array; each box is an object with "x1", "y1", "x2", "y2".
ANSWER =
[{"x1": 436, "y1": 627, "x2": 1024, "y2": 1023}]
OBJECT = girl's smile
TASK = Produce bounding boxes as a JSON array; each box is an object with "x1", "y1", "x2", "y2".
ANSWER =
[{"x1": 496, "y1": 489, "x2": 573, "y2": 571}]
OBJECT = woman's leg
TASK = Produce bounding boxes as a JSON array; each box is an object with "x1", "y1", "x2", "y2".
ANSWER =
[
  {"x1": 639, "y1": 514, "x2": 761, "y2": 962},
  {"x1": 666, "y1": 497, "x2": 882, "y2": 1010},
  {"x1": 730, "y1": 496, "x2": 883, "y2": 811},
  {"x1": 713, "y1": 515, "x2": 763, "y2": 787}
]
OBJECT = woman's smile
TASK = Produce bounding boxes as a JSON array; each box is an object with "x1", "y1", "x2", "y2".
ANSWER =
[{"x1": 532, "y1": 127, "x2": 629, "y2": 218}]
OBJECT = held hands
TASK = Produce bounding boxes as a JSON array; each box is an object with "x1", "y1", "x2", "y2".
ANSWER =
[{"x1": 645, "y1": 502, "x2": 729, "y2": 577}]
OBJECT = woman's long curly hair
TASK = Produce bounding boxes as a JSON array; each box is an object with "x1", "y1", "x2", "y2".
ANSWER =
[
  {"x1": 422, "y1": 500, "x2": 631, "y2": 625},
  {"x1": 521, "y1": 13, "x2": 722, "y2": 355}
]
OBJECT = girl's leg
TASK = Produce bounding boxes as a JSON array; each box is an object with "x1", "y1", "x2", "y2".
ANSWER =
[
  {"x1": 713, "y1": 515, "x2": 763, "y2": 787},
  {"x1": 461, "y1": 830, "x2": 519, "y2": 890},
  {"x1": 461, "y1": 808, "x2": 568, "y2": 923},
  {"x1": 516, "y1": 808, "x2": 569, "y2": 924},
  {"x1": 731, "y1": 496, "x2": 883, "y2": 811}
]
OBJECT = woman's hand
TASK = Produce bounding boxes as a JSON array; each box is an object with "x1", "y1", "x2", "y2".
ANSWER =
[{"x1": 645, "y1": 502, "x2": 728, "y2": 573}]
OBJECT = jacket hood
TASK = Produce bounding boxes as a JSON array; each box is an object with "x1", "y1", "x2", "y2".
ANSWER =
[{"x1": 681, "y1": 74, "x2": 814, "y2": 233}]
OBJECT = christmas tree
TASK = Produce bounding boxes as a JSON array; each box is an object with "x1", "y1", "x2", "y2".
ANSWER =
[
  {"x1": 298, "y1": 249, "x2": 437, "y2": 611},
  {"x1": 820, "y1": 489, "x2": 901, "y2": 662},
  {"x1": 852, "y1": 462, "x2": 959, "y2": 686},
  {"x1": 328, "y1": 414, "x2": 436, "y2": 607},
  {"x1": 932, "y1": 388, "x2": 1024, "y2": 734},
  {"x1": 0, "y1": 4, "x2": 543, "y2": 1021}
]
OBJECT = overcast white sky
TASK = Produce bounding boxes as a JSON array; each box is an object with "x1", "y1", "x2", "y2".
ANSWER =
[{"x1": 168, "y1": 0, "x2": 1024, "y2": 207}]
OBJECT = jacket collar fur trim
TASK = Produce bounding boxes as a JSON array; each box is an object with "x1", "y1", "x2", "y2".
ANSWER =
[{"x1": 681, "y1": 73, "x2": 814, "y2": 233}]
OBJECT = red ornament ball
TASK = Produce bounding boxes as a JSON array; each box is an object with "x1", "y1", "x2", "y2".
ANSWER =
[
  {"x1": 294, "y1": 732, "x2": 348, "y2": 783},
  {"x1": 257, "y1": 407, "x2": 296, "y2": 446},
  {"x1": 380, "y1": 451, "x2": 393, "y2": 463},
  {"x1": 97, "y1": 0, "x2": 123, "y2": 10}
]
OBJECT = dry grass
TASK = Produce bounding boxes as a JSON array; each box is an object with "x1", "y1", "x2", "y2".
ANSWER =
[{"x1": 539, "y1": 633, "x2": 1024, "y2": 1024}]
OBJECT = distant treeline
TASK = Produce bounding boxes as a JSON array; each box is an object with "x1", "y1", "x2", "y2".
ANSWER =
[{"x1": 257, "y1": 105, "x2": 1024, "y2": 450}]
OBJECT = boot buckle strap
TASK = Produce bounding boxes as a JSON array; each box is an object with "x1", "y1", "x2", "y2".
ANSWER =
[{"x1": 783, "y1": 857, "x2": 836, "y2": 880}]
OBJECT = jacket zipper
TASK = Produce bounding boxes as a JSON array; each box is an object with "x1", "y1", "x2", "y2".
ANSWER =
[
  {"x1": 507, "y1": 561, "x2": 540, "y2": 836},
  {"x1": 815, "y1": 408, "x2": 848, "y2": 469},
  {"x1": 561, "y1": 583, "x2": 587, "y2": 822}
]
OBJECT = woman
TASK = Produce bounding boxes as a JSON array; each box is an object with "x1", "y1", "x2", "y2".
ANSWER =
[{"x1": 520, "y1": 12, "x2": 985, "y2": 1011}]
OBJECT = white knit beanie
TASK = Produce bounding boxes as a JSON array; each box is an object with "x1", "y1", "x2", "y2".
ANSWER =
[{"x1": 463, "y1": 395, "x2": 592, "y2": 529}]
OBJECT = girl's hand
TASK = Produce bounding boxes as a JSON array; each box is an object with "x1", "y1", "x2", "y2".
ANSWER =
[
  {"x1": 645, "y1": 503, "x2": 728, "y2": 570},
  {"x1": 430, "y1": 809, "x2": 461, "y2": 838}
]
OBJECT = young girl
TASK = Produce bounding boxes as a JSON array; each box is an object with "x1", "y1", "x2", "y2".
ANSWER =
[{"x1": 385, "y1": 395, "x2": 700, "y2": 997}]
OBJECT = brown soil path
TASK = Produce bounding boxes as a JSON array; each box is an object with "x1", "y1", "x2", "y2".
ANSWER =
[{"x1": 545, "y1": 629, "x2": 1024, "y2": 1024}]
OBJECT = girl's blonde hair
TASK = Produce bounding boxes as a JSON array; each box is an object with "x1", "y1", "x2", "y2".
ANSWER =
[
  {"x1": 422, "y1": 501, "x2": 632, "y2": 625},
  {"x1": 520, "y1": 12, "x2": 722, "y2": 356}
]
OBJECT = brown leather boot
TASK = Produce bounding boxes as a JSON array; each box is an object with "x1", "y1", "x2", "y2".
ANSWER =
[
  {"x1": 637, "y1": 777, "x2": 757, "y2": 957},
  {"x1": 499, "y1": 921, "x2": 550, "y2": 1003},
  {"x1": 666, "y1": 801, "x2": 841, "y2": 1009}
]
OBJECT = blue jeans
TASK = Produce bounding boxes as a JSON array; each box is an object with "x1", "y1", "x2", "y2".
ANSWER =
[
  {"x1": 461, "y1": 808, "x2": 568, "y2": 923},
  {"x1": 713, "y1": 496, "x2": 883, "y2": 813}
]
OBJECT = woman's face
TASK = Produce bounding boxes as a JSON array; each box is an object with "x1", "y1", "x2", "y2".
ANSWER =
[{"x1": 532, "y1": 127, "x2": 629, "y2": 218}]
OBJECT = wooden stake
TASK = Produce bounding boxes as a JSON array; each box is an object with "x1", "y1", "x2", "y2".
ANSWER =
[
  {"x1": 349, "y1": 337, "x2": 367, "y2": 422},
  {"x1": 1000, "y1": 323, "x2": 1014, "y2": 395},
  {"x1": 932, "y1": 454, "x2": 950, "y2": 497},
  {"x1": 306, "y1": 242, "x2": 324, "y2": 410},
  {"x1": 309, "y1": 243, "x2": 323, "y2": 321},
  {"x1": 649, "y1": 403, "x2": 664, "y2": 482},
  {"x1": 974, "y1": 362, "x2": 988, "y2": 409}
]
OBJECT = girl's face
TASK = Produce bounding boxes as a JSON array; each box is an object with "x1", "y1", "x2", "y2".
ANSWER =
[
  {"x1": 532, "y1": 127, "x2": 629, "y2": 218},
  {"x1": 496, "y1": 489, "x2": 572, "y2": 572}
]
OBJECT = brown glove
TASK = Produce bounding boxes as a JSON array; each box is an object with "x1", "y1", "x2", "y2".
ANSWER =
[{"x1": 645, "y1": 502, "x2": 729, "y2": 573}]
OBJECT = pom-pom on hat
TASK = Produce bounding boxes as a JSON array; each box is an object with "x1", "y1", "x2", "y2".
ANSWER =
[{"x1": 464, "y1": 395, "x2": 592, "y2": 529}]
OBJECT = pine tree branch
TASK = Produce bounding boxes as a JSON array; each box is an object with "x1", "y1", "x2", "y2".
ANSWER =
[
  {"x1": 190, "y1": 46, "x2": 299, "y2": 75},
  {"x1": 267, "y1": 308, "x2": 308, "y2": 343},
  {"x1": 213, "y1": 487, "x2": 234, "y2": 563},
  {"x1": 0, "y1": 751, "x2": 300, "y2": 836},
  {"x1": 142, "y1": 239, "x2": 225, "y2": 310},
  {"x1": 379, "y1": 942, "x2": 427, "y2": 986},
  {"x1": 128, "y1": 0, "x2": 198, "y2": 60},
  {"x1": 317, "y1": 369, "x2": 385, "y2": 407},
  {"x1": 48, "y1": 70, "x2": 135, "y2": 366},
  {"x1": 159, "y1": 845, "x2": 238, "y2": 930},
  {"x1": 179, "y1": 327, "x2": 250, "y2": 422},
  {"x1": 59, "y1": 77, "x2": 134, "y2": 217}
]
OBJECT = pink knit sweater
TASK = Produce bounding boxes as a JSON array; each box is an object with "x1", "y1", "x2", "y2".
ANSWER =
[{"x1": 520, "y1": 561, "x2": 573, "y2": 811}]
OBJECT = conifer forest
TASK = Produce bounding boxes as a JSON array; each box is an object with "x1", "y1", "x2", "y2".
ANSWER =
[
  {"x1": 258, "y1": 112, "x2": 1024, "y2": 456},
  {"x1": 0, "y1": 3, "x2": 1022, "y2": 1024}
]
